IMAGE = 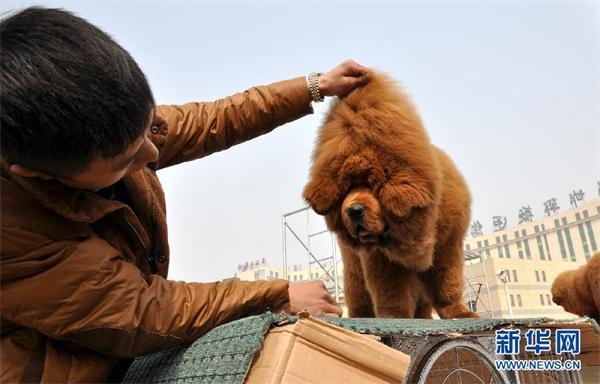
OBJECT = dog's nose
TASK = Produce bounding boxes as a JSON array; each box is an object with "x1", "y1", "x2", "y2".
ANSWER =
[{"x1": 347, "y1": 205, "x2": 365, "y2": 220}]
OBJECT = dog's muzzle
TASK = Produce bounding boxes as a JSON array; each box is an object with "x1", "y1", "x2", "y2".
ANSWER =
[{"x1": 347, "y1": 204, "x2": 365, "y2": 221}]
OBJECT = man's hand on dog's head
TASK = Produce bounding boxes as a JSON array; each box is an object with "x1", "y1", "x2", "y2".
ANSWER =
[{"x1": 319, "y1": 59, "x2": 371, "y2": 98}]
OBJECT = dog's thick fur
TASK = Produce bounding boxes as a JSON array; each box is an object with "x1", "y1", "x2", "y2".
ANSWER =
[
  {"x1": 303, "y1": 72, "x2": 476, "y2": 319},
  {"x1": 551, "y1": 252, "x2": 600, "y2": 321}
]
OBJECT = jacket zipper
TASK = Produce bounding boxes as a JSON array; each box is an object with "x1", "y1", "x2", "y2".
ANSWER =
[
  {"x1": 144, "y1": 169, "x2": 160, "y2": 273},
  {"x1": 124, "y1": 215, "x2": 156, "y2": 274}
]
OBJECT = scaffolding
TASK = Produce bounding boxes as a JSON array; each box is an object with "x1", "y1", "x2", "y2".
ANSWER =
[
  {"x1": 281, "y1": 207, "x2": 343, "y2": 302},
  {"x1": 463, "y1": 250, "x2": 495, "y2": 318}
]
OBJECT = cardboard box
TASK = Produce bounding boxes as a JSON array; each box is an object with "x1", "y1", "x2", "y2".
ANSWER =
[{"x1": 245, "y1": 314, "x2": 410, "y2": 384}]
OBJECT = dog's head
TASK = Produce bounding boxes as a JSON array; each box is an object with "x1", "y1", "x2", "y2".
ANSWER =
[
  {"x1": 324, "y1": 185, "x2": 436, "y2": 271},
  {"x1": 552, "y1": 268, "x2": 598, "y2": 319}
]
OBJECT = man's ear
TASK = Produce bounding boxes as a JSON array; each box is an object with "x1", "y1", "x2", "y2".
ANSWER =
[{"x1": 8, "y1": 164, "x2": 54, "y2": 180}]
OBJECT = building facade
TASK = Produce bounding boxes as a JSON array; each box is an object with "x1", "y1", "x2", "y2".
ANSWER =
[{"x1": 463, "y1": 198, "x2": 599, "y2": 319}]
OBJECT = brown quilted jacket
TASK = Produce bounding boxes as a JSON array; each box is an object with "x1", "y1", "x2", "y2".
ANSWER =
[{"x1": 0, "y1": 77, "x2": 313, "y2": 383}]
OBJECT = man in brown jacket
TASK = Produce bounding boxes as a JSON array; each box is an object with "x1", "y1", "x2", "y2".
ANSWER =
[{"x1": 0, "y1": 7, "x2": 370, "y2": 383}]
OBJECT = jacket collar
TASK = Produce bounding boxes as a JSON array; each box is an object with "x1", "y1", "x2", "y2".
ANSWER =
[{"x1": 1, "y1": 160, "x2": 131, "y2": 223}]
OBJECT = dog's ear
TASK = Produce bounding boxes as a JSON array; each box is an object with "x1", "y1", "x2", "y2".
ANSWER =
[
  {"x1": 303, "y1": 177, "x2": 341, "y2": 215},
  {"x1": 304, "y1": 155, "x2": 352, "y2": 215},
  {"x1": 379, "y1": 176, "x2": 435, "y2": 219},
  {"x1": 551, "y1": 271, "x2": 571, "y2": 306}
]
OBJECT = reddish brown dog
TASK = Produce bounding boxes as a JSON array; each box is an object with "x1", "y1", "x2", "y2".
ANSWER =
[
  {"x1": 303, "y1": 71, "x2": 477, "y2": 319},
  {"x1": 552, "y1": 252, "x2": 600, "y2": 321}
]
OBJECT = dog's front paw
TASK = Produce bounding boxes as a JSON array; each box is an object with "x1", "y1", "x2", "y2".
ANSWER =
[{"x1": 437, "y1": 302, "x2": 479, "y2": 319}]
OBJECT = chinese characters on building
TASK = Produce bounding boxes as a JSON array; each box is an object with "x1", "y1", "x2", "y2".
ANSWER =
[
  {"x1": 493, "y1": 215, "x2": 507, "y2": 231},
  {"x1": 543, "y1": 198, "x2": 560, "y2": 217},
  {"x1": 518, "y1": 206, "x2": 534, "y2": 224},
  {"x1": 569, "y1": 190, "x2": 585, "y2": 208},
  {"x1": 470, "y1": 220, "x2": 483, "y2": 237},
  {"x1": 470, "y1": 186, "x2": 592, "y2": 236}
]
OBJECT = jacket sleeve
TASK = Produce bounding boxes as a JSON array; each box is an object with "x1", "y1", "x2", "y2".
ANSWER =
[
  {"x1": 152, "y1": 76, "x2": 313, "y2": 169},
  {"x1": 0, "y1": 231, "x2": 289, "y2": 358}
]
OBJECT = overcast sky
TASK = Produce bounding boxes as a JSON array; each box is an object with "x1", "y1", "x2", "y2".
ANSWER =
[{"x1": 2, "y1": 1, "x2": 598, "y2": 282}]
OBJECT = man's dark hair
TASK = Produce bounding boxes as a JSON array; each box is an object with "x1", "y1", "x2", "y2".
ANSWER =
[{"x1": 0, "y1": 7, "x2": 155, "y2": 176}]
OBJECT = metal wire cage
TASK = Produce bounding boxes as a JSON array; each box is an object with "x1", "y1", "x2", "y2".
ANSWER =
[
  {"x1": 389, "y1": 333, "x2": 583, "y2": 384},
  {"x1": 413, "y1": 339, "x2": 508, "y2": 384}
]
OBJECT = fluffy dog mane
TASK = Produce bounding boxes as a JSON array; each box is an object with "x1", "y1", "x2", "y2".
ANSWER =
[{"x1": 305, "y1": 71, "x2": 441, "y2": 218}]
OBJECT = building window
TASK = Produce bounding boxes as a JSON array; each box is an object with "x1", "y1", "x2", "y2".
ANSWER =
[
  {"x1": 495, "y1": 237, "x2": 503, "y2": 258},
  {"x1": 275, "y1": 272, "x2": 279, "y2": 278},
  {"x1": 540, "y1": 294, "x2": 545, "y2": 305},
  {"x1": 484, "y1": 239, "x2": 490, "y2": 257},
  {"x1": 575, "y1": 212, "x2": 581, "y2": 221},
  {"x1": 541, "y1": 270, "x2": 546, "y2": 282},
  {"x1": 578, "y1": 223, "x2": 591, "y2": 259},
  {"x1": 543, "y1": 234, "x2": 552, "y2": 261},
  {"x1": 466, "y1": 243, "x2": 471, "y2": 251},
  {"x1": 315, "y1": 272, "x2": 319, "y2": 279},
  {"x1": 510, "y1": 294, "x2": 515, "y2": 307},
  {"x1": 583, "y1": 210, "x2": 589, "y2": 218},
  {"x1": 564, "y1": 228, "x2": 577, "y2": 262},
  {"x1": 561, "y1": 217, "x2": 568, "y2": 226},
  {"x1": 512, "y1": 270, "x2": 518, "y2": 282},
  {"x1": 586, "y1": 221, "x2": 598, "y2": 254},
  {"x1": 517, "y1": 240, "x2": 524, "y2": 259},
  {"x1": 521, "y1": 229, "x2": 527, "y2": 237},
  {"x1": 504, "y1": 244, "x2": 511, "y2": 258},
  {"x1": 536, "y1": 236, "x2": 546, "y2": 260},
  {"x1": 546, "y1": 294, "x2": 552, "y2": 306},
  {"x1": 517, "y1": 294, "x2": 523, "y2": 307},
  {"x1": 554, "y1": 219, "x2": 560, "y2": 228},
  {"x1": 557, "y1": 230, "x2": 568, "y2": 261},
  {"x1": 514, "y1": 231, "x2": 520, "y2": 239},
  {"x1": 535, "y1": 270, "x2": 540, "y2": 282},
  {"x1": 299, "y1": 274, "x2": 303, "y2": 281},
  {"x1": 523, "y1": 239, "x2": 532, "y2": 260},
  {"x1": 534, "y1": 225, "x2": 540, "y2": 233}
]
